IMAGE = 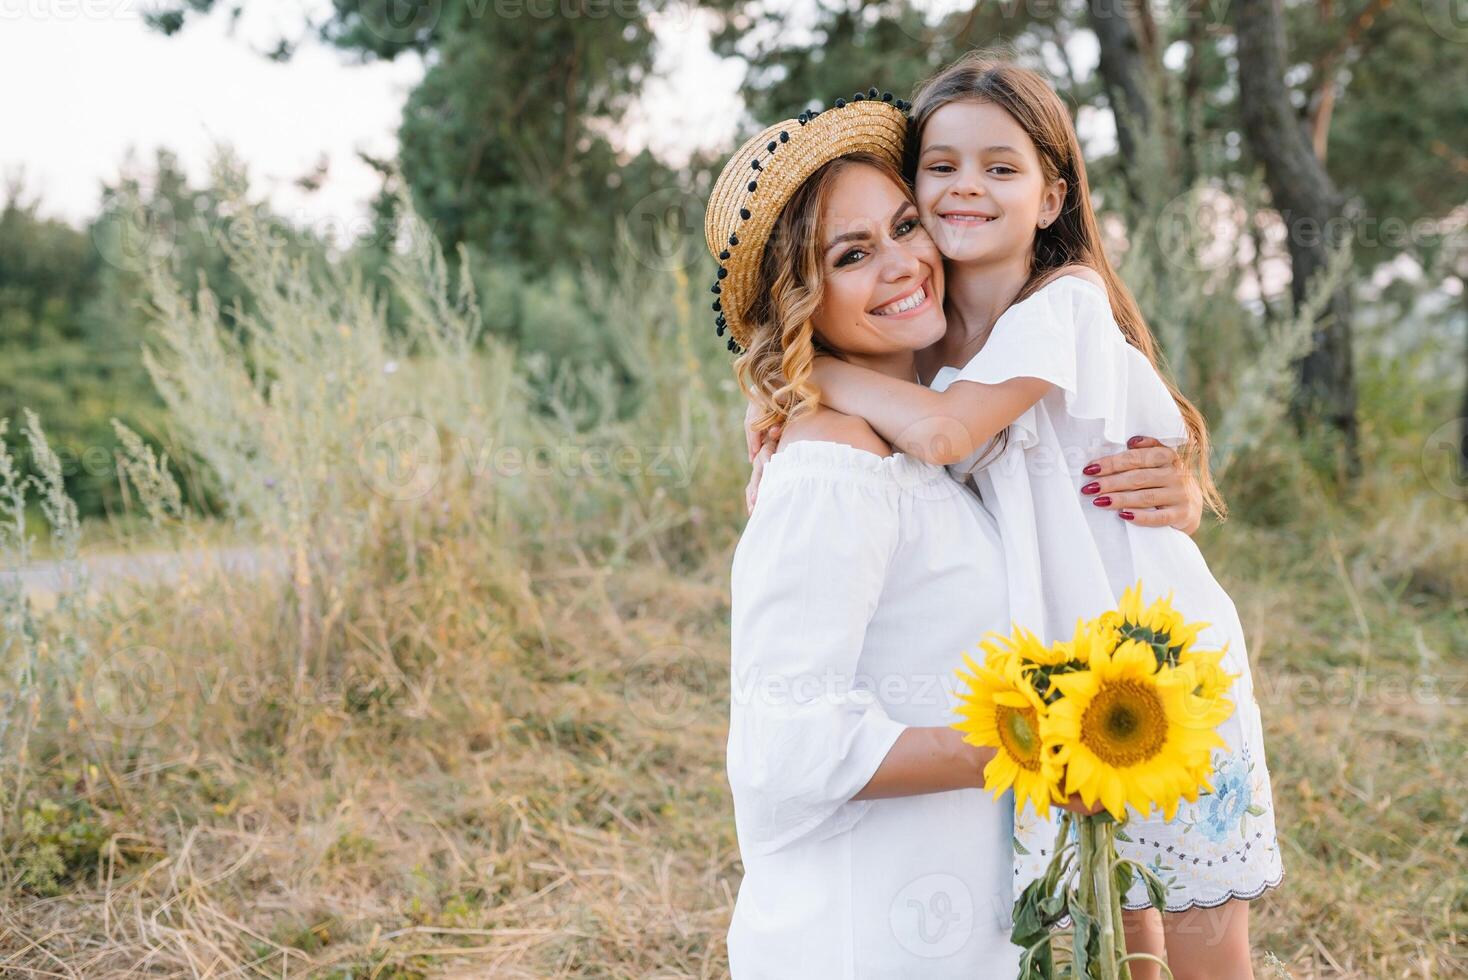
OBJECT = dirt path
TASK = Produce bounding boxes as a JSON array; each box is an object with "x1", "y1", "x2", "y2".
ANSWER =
[{"x1": 8, "y1": 544, "x2": 286, "y2": 600}]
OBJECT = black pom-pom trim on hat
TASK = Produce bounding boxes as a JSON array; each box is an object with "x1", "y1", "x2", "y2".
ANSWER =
[
  {"x1": 729, "y1": 233, "x2": 739, "y2": 245},
  {"x1": 747, "y1": 180, "x2": 757, "y2": 192},
  {"x1": 716, "y1": 314, "x2": 726, "y2": 327},
  {"x1": 882, "y1": 91, "x2": 893, "y2": 102},
  {"x1": 834, "y1": 98, "x2": 846, "y2": 108},
  {"x1": 853, "y1": 92, "x2": 865, "y2": 101},
  {"x1": 779, "y1": 131, "x2": 789, "y2": 142},
  {"x1": 712, "y1": 300, "x2": 721, "y2": 312},
  {"x1": 718, "y1": 250, "x2": 729, "y2": 260},
  {"x1": 751, "y1": 159, "x2": 762, "y2": 171},
  {"x1": 739, "y1": 208, "x2": 751, "y2": 220},
  {"x1": 869, "y1": 87, "x2": 879, "y2": 99},
  {"x1": 716, "y1": 324, "x2": 726, "y2": 336},
  {"x1": 710, "y1": 283, "x2": 720, "y2": 294},
  {"x1": 767, "y1": 140, "x2": 777, "y2": 152},
  {"x1": 717, "y1": 267, "x2": 728, "y2": 279}
]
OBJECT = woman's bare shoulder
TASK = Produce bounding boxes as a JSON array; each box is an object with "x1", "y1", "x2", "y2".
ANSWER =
[{"x1": 779, "y1": 407, "x2": 892, "y2": 457}]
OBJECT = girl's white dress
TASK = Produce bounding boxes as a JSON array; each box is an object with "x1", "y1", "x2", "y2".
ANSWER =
[
  {"x1": 725, "y1": 439, "x2": 1025, "y2": 977},
  {"x1": 930, "y1": 274, "x2": 1285, "y2": 914}
]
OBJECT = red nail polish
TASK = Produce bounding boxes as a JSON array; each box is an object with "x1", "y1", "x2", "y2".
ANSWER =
[
  {"x1": 1080, "y1": 481, "x2": 1100, "y2": 495},
  {"x1": 1082, "y1": 463, "x2": 1101, "y2": 476},
  {"x1": 1092, "y1": 495, "x2": 1111, "y2": 507},
  {"x1": 1119, "y1": 510, "x2": 1135, "y2": 520},
  {"x1": 1127, "y1": 435, "x2": 1145, "y2": 448}
]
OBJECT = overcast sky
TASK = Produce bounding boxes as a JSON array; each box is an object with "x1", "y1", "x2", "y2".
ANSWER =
[{"x1": 0, "y1": 0, "x2": 745, "y2": 232}]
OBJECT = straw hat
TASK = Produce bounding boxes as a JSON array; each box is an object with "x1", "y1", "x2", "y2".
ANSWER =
[{"x1": 704, "y1": 89, "x2": 910, "y2": 354}]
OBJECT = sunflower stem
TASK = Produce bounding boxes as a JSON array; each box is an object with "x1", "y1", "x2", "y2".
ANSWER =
[
  {"x1": 1109, "y1": 824, "x2": 1133, "y2": 980},
  {"x1": 1075, "y1": 818, "x2": 1096, "y2": 977},
  {"x1": 1091, "y1": 819, "x2": 1120, "y2": 980}
]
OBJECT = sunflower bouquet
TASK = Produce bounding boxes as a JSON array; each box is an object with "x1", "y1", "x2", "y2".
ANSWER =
[{"x1": 952, "y1": 583, "x2": 1239, "y2": 980}]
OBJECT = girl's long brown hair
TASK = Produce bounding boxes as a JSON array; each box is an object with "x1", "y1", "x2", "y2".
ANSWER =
[
  {"x1": 734, "y1": 151, "x2": 914, "y2": 434},
  {"x1": 907, "y1": 53, "x2": 1226, "y2": 519}
]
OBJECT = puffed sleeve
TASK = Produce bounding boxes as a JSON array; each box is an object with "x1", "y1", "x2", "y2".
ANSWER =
[
  {"x1": 725, "y1": 465, "x2": 910, "y2": 857},
  {"x1": 947, "y1": 275, "x2": 1188, "y2": 451}
]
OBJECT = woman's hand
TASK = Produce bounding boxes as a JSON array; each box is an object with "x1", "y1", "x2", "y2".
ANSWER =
[
  {"x1": 743, "y1": 401, "x2": 783, "y2": 515},
  {"x1": 958, "y1": 739, "x2": 1107, "y2": 816},
  {"x1": 1057, "y1": 792, "x2": 1108, "y2": 817},
  {"x1": 1080, "y1": 435, "x2": 1204, "y2": 535}
]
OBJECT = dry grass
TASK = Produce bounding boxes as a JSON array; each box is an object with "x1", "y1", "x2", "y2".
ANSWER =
[
  {"x1": 1, "y1": 532, "x2": 743, "y2": 977},
  {"x1": 0, "y1": 478, "x2": 1462, "y2": 977}
]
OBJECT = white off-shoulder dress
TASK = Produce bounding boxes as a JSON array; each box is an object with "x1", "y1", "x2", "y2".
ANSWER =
[
  {"x1": 725, "y1": 439, "x2": 1024, "y2": 977},
  {"x1": 930, "y1": 274, "x2": 1285, "y2": 915}
]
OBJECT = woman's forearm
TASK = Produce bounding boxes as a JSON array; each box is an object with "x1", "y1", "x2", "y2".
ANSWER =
[{"x1": 850, "y1": 725, "x2": 993, "y2": 801}]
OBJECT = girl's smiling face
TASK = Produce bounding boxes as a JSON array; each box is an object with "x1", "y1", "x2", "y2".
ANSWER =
[
  {"x1": 914, "y1": 99, "x2": 1067, "y2": 265},
  {"x1": 808, "y1": 162, "x2": 947, "y2": 356}
]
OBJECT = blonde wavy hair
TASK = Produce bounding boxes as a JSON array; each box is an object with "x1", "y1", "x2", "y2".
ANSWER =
[{"x1": 733, "y1": 151, "x2": 911, "y2": 436}]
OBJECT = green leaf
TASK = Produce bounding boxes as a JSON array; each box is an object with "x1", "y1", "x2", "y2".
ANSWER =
[
  {"x1": 1134, "y1": 861, "x2": 1170, "y2": 913},
  {"x1": 1018, "y1": 935, "x2": 1056, "y2": 980},
  {"x1": 1011, "y1": 880, "x2": 1050, "y2": 950},
  {"x1": 1246, "y1": 804, "x2": 1266, "y2": 816},
  {"x1": 1070, "y1": 900, "x2": 1100, "y2": 977},
  {"x1": 1114, "y1": 859, "x2": 1136, "y2": 901}
]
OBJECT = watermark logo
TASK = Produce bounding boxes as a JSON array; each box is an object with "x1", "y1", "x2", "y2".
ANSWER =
[
  {"x1": 92, "y1": 194, "x2": 176, "y2": 272},
  {"x1": 357, "y1": 415, "x2": 444, "y2": 500},
  {"x1": 620, "y1": 186, "x2": 701, "y2": 273},
  {"x1": 1421, "y1": 0, "x2": 1468, "y2": 43},
  {"x1": 1421, "y1": 417, "x2": 1468, "y2": 501},
  {"x1": 1155, "y1": 187, "x2": 1243, "y2": 273},
  {"x1": 622, "y1": 645, "x2": 713, "y2": 730},
  {"x1": 893, "y1": 0, "x2": 982, "y2": 45},
  {"x1": 360, "y1": 0, "x2": 443, "y2": 43},
  {"x1": 889, "y1": 872, "x2": 974, "y2": 958},
  {"x1": 91, "y1": 644, "x2": 177, "y2": 730}
]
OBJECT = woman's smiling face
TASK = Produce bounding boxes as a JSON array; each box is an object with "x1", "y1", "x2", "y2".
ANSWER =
[
  {"x1": 913, "y1": 99, "x2": 1066, "y2": 265},
  {"x1": 808, "y1": 163, "x2": 947, "y2": 356}
]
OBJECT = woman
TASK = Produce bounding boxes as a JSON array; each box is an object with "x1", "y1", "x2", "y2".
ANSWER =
[{"x1": 709, "y1": 94, "x2": 1202, "y2": 976}]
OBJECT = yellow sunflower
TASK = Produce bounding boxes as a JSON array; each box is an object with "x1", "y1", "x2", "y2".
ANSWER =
[
  {"x1": 1042, "y1": 637, "x2": 1228, "y2": 821},
  {"x1": 977, "y1": 624, "x2": 1068, "y2": 673},
  {"x1": 1100, "y1": 582, "x2": 1210, "y2": 666},
  {"x1": 1054, "y1": 616, "x2": 1108, "y2": 668},
  {"x1": 1177, "y1": 647, "x2": 1240, "y2": 727},
  {"x1": 952, "y1": 649, "x2": 1063, "y2": 817}
]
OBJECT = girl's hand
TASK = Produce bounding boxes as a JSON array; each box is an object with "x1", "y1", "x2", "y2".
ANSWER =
[
  {"x1": 742, "y1": 401, "x2": 782, "y2": 514},
  {"x1": 743, "y1": 400, "x2": 782, "y2": 462},
  {"x1": 1080, "y1": 435, "x2": 1204, "y2": 535},
  {"x1": 745, "y1": 441, "x2": 776, "y2": 515}
]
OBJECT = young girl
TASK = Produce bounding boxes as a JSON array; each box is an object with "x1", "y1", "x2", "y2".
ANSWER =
[{"x1": 802, "y1": 55, "x2": 1285, "y2": 978}]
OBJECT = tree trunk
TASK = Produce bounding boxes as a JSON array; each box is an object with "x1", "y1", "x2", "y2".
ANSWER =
[
  {"x1": 1232, "y1": 0, "x2": 1360, "y2": 475},
  {"x1": 1460, "y1": 285, "x2": 1468, "y2": 489},
  {"x1": 1180, "y1": 0, "x2": 1207, "y2": 186},
  {"x1": 1087, "y1": 0, "x2": 1154, "y2": 182}
]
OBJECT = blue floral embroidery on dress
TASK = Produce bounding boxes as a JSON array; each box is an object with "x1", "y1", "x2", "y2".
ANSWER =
[{"x1": 1197, "y1": 753, "x2": 1252, "y2": 843}]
